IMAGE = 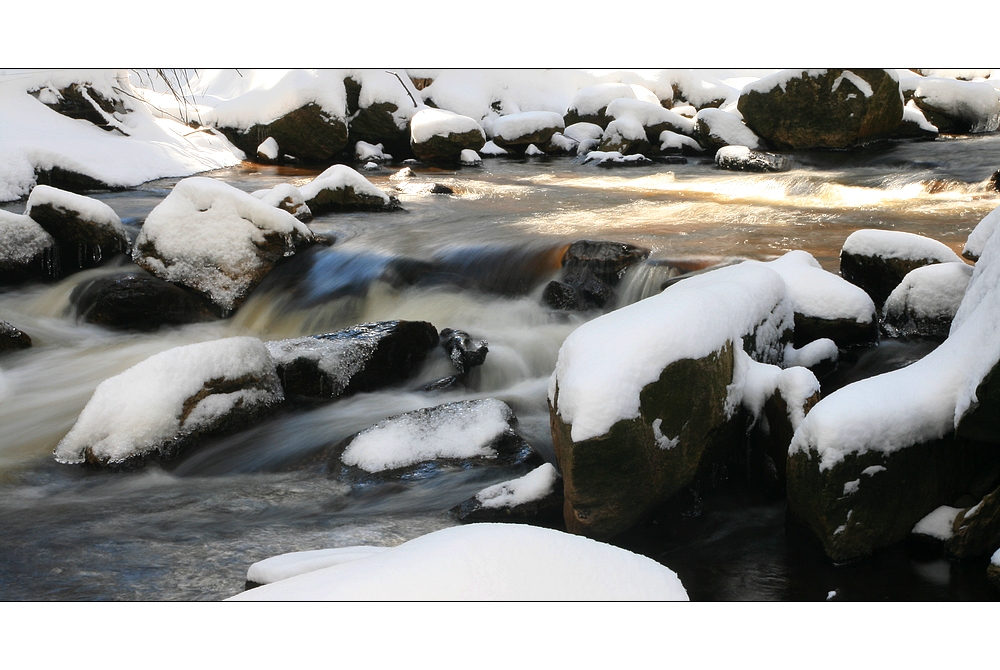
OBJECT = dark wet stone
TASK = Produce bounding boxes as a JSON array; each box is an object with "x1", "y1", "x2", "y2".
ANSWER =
[
  {"x1": 219, "y1": 103, "x2": 349, "y2": 163},
  {"x1": 715, "y1": 147, "x2": 791, "y2": 172},
  {"x1": 0, "y1": 320, "x2": 32, "y2": 353},
  {"x1": 451, "y1": 467, "x2": 564, "y2": 524},
  {"x1": 439, "y1": 328, "x2": 488, "y2": 374},
  {"x1": 69, "y1": 268, "x2": 216, "y2": 331}
]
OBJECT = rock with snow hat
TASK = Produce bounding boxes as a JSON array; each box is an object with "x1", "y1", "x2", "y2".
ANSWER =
[
  {"x1": 695, "y1": 108, "x2": 763, "y2": 151},
  {"x1": 299, "y1": 165, "x2": 400, "y2": 214},
  {"x1": 491, "y1": 111, "x2": 565, "y2": 150},
  {"x1": 451, "y1": 462, "x2": 564, "y2": 524},
  {"x1": 410, "y1": 108, "x2": 486, "y2": 165},
  {"x1": 881, "y1": 262, "x2": 972, "y2": 340},
  {"x1": 737, "y1": 69, "x2": 904, "y2": 150},
  {"x1": 715, "y1": 146, "x2": 791, "y2": 173},
  {"x1": 218, "y1": 102, "x2": 349, "y2": 163},
  {"x1": 0, "y1": 210, "x2": 56, "y2": 284},
  {"x1": 565, "y1": 83, "x2": 636, "y2": 128},
  {"x1": 909, "y1": 77, "x2": 1000, "y2": 134}
]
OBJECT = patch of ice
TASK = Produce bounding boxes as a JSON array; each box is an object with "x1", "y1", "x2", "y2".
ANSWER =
[
  {"x1": 247, "y1": 546, "x2": 389, "y2": 585},
  {"x1": 229, "y1": 523, "x2": 689, "y2": 601},
  {"x1": 54, "y1": 337, "x2": 282, "y2": 465},
  {"x1": 340, "y1": 399, "x2": 515, "y2": 473},
  {"x1": 475, "y1": 462, "x2": 559, "y2": 509},
  {"x1": 912, "y1": 506, "x2": 962, "y2": 540}
]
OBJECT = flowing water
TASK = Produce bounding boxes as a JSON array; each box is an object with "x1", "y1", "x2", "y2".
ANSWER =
[{"x1": 2, "y1": 135, "x2": 1000, "y2": 601}]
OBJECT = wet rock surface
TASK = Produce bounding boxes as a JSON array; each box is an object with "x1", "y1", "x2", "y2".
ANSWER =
[
  {"x1": 69, "y1": 268, "x2": 217, "y2": 330},
  {"x1": 543, "y1": 240, "x2": 650, "y2": 311},
  {"x1": 219, "y1": 103, "x2": 349, "y2": 163},
  {"x1": 0, "y1": 320, "x2": 32, "y2": 352}
]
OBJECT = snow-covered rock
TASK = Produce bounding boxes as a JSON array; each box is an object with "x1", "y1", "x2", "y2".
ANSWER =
[
  {"x1": 659, "y1": 130, "x2": 704, "y2": 155},
  {"x1": 0, "y1": 209, "x2": 55, "y2": 283},
  {"x1": 563, "y1": 122, "x2": 604, "y2": 149},
  {"x1": 604, "y1": 98, "x2": 696, "y2": 140},
  {"x1": 737, "y1": 69, "x2": 904, "y2": 150},
  {"x1": 910, "y1": 77, "x2": 1000, "y2": 134},
  {"x1": 298, "y1": 164, "x2": 398, "y2": 214},
  {"x1": 24, "y1": 185, "x2": 130, "y2": 272},
  {"x1": 132, "y1": 177, "x2": 314, "y2": 315},
  {"x1": 0, "y1": 320, "x2": 32, "y2": 353},
  {"x1": 695, "y1": 108, "x2": 762, "y2": 150},
  {"x1": 667, "y1": 70, "x2": 737, "y2": 110},
  {"x1": 246, "y1": 546, "x2": 390, "y2": 586},
  {"x1": 229, "y1": 523, "x2": 689, "y2": 601},
  {"x1": 882, "y1": 262, "x2": 973, "y2": 339},
  {"x1": 963, "y1": 204, "x2": 1000, "y2": 261},
  {"x1": 267, "y1": 320, "x2": 438, "y2": 401},
  {"x1": 217, "y1": 102, "x2": 348, "y2": 163},
  {"x1": 565, "y1": 83, "x2": 636, "y2": 128},
  {"x1": 912, "y1": 505, "x2": 962, "y2": 541},
  {"x1": 256, "y1": 137, "x2": 279, "y2": 161},
  {"x1": 892, "y1": 100, "x2": 939, "y2": 140},
  {"x1": 715, "y1": 146, "x2": 790, "y2": 173},
  {"x1": 549, "y1": 261, "x2": 795, "y2": 538},
  {"x1": 580, "y1": 151, "x2": 652, "y2": 168},
  {"x1": 251, "y1": 183, "x2": 312, "y2": 221},
  {"x1": 479, "y1": 140, "x2": 508, "y2": 156},
  {"x1": 764, "y1": 250, "x2": 877, "y2": 347},
  {"x1": 491, "y1": 111, "x2": 564, "y2": 149},
  {"x1": 54, "y1": 337, "x2": 284, "y2": 467},
  {"x1": 786, "y1": 220, "x2": 1000, "y2": 562},
  {"x1": 545, "y1": 132, "x2": 578, "y2": 155},
  {"x1": 459, "y1": 149, "x2": 482, "y2": 165},
  {"x1": 331, "y1": 398, "x2": 538, "y2": 480},
  {"x1": 840, "y1": 228, "x2": 963, "y2": 308},
  {"x1": 451, "y1": 462, "x2": 564, "y2": 523},
  {"x1": 597, "y1": 117, "x2": 651, "y2": 155},
  {"x1": 410, "y1": 108, "x2": 485, "y2": 164},
  {"x1": 354, "y1": 141, "x2": 391, "y2": 163}
]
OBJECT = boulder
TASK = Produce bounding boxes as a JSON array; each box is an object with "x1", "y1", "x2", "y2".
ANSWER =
[
  {"x1": 715, "y1": 146, "x2": 791, "y2": 173},
  {"x1": 256, "y1": 137, "x2": 279, "y2": 162},
  {"x1": 24, "y1": 186, "x2": 130, "y2": 272},
  {"x1": 580, "y1": 151, "x2": 653, "y2": 168},
  {"x1": 891, "y1": 101, "x2": 939, "y2": 140},
  {"x1": 668, "y1": 70, "x2": 736, "y2": 110},
  {"x1": 963, "y1": 203, "x2": 1000, "y2": 262},
  {"x1": 749, "y1": 373, "x2": 821, "y2": 490},
  {"x1": 0, "y1": 320, "x2": 32, "y2": 353},
  {"x1": 603, "y1": 98, "x2": 696, "y2": 144},
  {"x1": 451, "y1": 462, "x2": 564, "y2": 524},
  {"x1": 549, "y1": 262, "x2": 795, "y2": 538},
  {"x1": 266, "y1": 320, "x2": 439, "y2": 401},
  {"x1": 563, "y1": 123, "x2": 604, "y2": 155},
  {"x1": 251, "y1": 184, "x2": 313, "y2": 221},
  {"x1": 910, "y1": 77, "x2": 1000, "y2": 134},
  {"x1": 54, "y1": 337, "x2": 285, "y2": 468},
  {"x1": 219, "y1": 103, "x2": 349, "y2": 163},
  {"x1": 695, "y1": 108, "x2": 762, "y2": 151},
  {"x1": 659, "y1": 130, "x2": 705, "y2": 156},
  {"x1": 840, "y1": 229, "x2": 964, "y2": 308},
  {"x1": 330, "y1": 398, "x2": 540, "y2": 482},
  {"x1": 69, "y1": 268, "x2": 217, "y2": 331},
  {"x1": 737, "y1": 69, "x2": 904, "y2": 150},
  {"x1": 565, "y1": 83, "x2": 635, "y2": 128},
  {"x1": 349, "y1": 102, "x2": 411, "y2": 159},
  {"x1": 544, "y1": 133, "x2": 578, "y2": 156},
  {"x1": 597, "y1": 118, "x2": 654, "y2": 155},
  {"x1": 33, "y1": 82, "x2": 126, "y2": 131},
  {"x1": 0, "y1": 210, "x2": 56, "y2": 284},
  {"x1": 491, "y1": 112, "x2": 565, "y2": 149},
  {"x1": 299, "y1": 165, "x2": 400, "y2": 215},
  {"x1": 881, "y1": 262, "x2": 973, "y2": 340},
  {"x1": 543, "y1": 240, "x2": 650, "y2": 311},
  {"x1": 410, "y1": 108, "x2": 486, "y2": 165},
  {"x1": 940, "y1": 486, "x2": 1000, "y2": 558},
  {"x1": 132, "y1": 177, "x2": 315, "y2": 315},
  {"x1": 787, "y1": 220, "x2": 1000, "y2": 562}
]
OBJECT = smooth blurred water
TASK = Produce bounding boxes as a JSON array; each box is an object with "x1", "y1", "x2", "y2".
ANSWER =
[{"x1": 2, "y1": 137, "x2": 999, "y2": 600}]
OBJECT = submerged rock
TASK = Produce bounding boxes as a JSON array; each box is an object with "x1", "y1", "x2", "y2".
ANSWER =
[
  {"x1": 451, "y1": 462, "x2": 564, "y2": 524},
  {"x1": 24, "y1": 185, "x2": 130, "y2": 273},
  {"x1": 54, "y1": 337, "x2": 285, "y2": 468},
  {"x1": 267, "y1": 320, "x2": 439, "y2": 401},
  {"x1": 330, "y1": 398, "x2": 540, "y2": 482},
  {"x1": 737, "y1": 69, "x2": 904, "y2": 150},
  {"x1": 0, "y1": 320, "x2": 32, "y2": 353},
  {"x1": 69, "y1": 268, "x2": 216, "y2": 331},
  {"x1": 219, "y1": 103, "x2": 349, "y2": 163},
  {"x1": 132, "y1": 177, "x2": 315, "y2": 315},
  {"x1": 715, "y1": 146, "x2": 791, "y2": 173},
  {"x1": 840, "y1": 229, "x2": 964, "y2": 308}
]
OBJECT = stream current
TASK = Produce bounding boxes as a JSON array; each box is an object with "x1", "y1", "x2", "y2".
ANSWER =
[{"x1": 2, "y1": 136, "x2": 1000, "y2": 601}]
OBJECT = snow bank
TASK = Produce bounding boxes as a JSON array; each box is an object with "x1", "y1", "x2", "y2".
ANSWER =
[
  {"x1": 475, "y1": 462, "x2": 559, "y2": 509},
  {"x1": 54, "y1": 337, "x2": 283, "y2": 465},
  {"x1": 605, "y1": 98, "x2": 695, "y2": 135},
  {"x1": 491, "y1": 111, "x2": 564, "y2": 141},
  {"x1": 0, "y1": 210, "x2": 53, "y2": 265},
  {"x1": 229, "y1": 523, "x2": 688, "y2": 600},
  {"x1": 340, "y1": 399, "x2": 516, "y2": 473},
  {"x1": 410, "y1": 108, "x2": 485, "y2": 144},
  {"x1": 912, "y1": 505, "x2": 962, "y2": 540},
  {"x1": 134, "y1": 177, "x2": 311, "y2": 312},
  {"x1": 550, "y1": 262, "x2": 791, "y2": 442},
  {"x1": 0, "y1": 69, "x2": 241, "y2": 202},
  {"x1": 569, "y1": 83, "x2": 635, "y2": 116},
  {"x1": 790, "y1": 210, "x2": 1000, "y2": 470},
  {"x1": 883, "y1": 262, "x2": 972, "y2": 321},
  {"x1": 247, "y1": 546, "x2": 389, "y2": 585},
  {"x1": 764, "y1": 250, "x2": 875, "y2": 323},
  {"x1": 298, "y1": 164, "x2": 391, "y2": 204},
  {"x1": 963, "y1": 205, "x2": 1000, "y2": 260},
  {"x1": 842, "y1": 229, "x2": 963, "y2": 264}
]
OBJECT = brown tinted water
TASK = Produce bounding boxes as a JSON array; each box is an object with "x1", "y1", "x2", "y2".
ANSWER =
[{"x1": 1, "y1": 136, "x2": 998, "y2": 600}]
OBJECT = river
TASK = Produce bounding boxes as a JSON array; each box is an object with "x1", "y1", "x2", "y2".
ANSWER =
[{"x1": 1, "y1": 135, "x2": 999, "y2": 600}]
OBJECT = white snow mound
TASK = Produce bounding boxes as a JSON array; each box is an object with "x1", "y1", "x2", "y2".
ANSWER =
[
  {"x1": 247, "y1": 546, "x2": 389, "y2": 585},
  {"x1": 410, "y1": 108, "x2": 485, "y2": 144},
  {"x1": 964, "y1": 204, "x2": 1000, "y2": 260},
  {"x1": 299, "y1": 164, "x2": 391, "y2": 204},
  {"x1": 764, "y1": 250, "x2": 875, "y2": 323},
  {"x1": 883, "y1": 262, "x2": 973, "y2": 321},
  {"x1": 842, "y1": 229, "x2": 963, "y2": 264},
  {"x1": 475, "y1": 462, "x2": 559, "y2": 509},
  {"x1": 229, "y1": 523, "x2": 689, "y2": 601},
  {"x1": 0, "y1": 210, "x2": 54, "y2": 265}
]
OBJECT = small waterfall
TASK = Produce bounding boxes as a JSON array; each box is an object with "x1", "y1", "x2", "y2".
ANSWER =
[{"x1": 612, "y1": 261, "x2": 682, "y2": 308}]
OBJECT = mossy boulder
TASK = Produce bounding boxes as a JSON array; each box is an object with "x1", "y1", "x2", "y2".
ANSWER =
[
  {"x1": 220, "y1": 103, "x2": 349, "y2": 163},
  {"x1": 411, "y1": 130, "x2": 486, "y2": 165},
  {"x1": 943, "y1": 485, "x2": 1000, "y2": 558},
  {"x1": 737, "y1": 69, "x2": 904, "y2": 150},
  {"x1": 25, "y1": 186, "x2": 130, "y2": 273},
  {"x1": 792, "y1": 314, "x2": 878, "y2": 348},
  {"x1": 551, "y1": 344, "x2": 738, "y2": 539},
  {"x1": 787, "y1": 436, "x2": 1000, "y2": 562},
  {"x1": 841, "y1": 251, "x2": 951, "y2": 310}
]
